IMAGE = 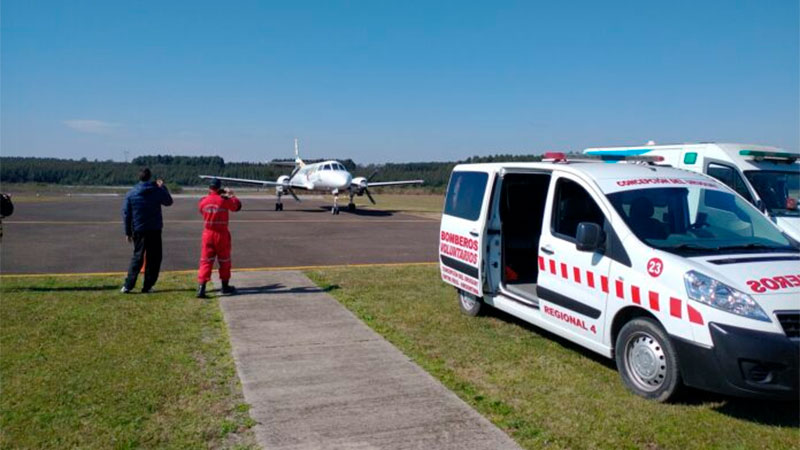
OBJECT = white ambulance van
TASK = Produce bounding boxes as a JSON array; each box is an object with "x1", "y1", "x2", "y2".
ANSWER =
[
  {"x1": 439, "y1": 154, "x2": 799, "y2": 401},
  {"x1": 583, "y1": 143, "x2": 800, "y2": 242}
]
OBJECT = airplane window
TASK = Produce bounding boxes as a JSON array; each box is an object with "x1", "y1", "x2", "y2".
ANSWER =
[
  {"x1": 323, "y1": 164, "x2": 331, "y2": 171},
  {"x1": 337, "y1": 163, "x2": 346, "y2": 171}
]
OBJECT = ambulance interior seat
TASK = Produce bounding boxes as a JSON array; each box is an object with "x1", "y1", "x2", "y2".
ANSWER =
[
  {"x1": 627, "y1": 197, "x2": 668, "y2": 240},
  {"x1": 501, "y1": 174, "x2": 550, "y2": 285}
]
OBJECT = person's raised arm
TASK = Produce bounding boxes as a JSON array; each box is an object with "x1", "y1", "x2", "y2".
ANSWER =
[
  {"x1": 157, "y1": 179, "x2": 173, "y2": 206},
  {"x1": 222, "y1": 188, "x2": 242, "y2": 212}
]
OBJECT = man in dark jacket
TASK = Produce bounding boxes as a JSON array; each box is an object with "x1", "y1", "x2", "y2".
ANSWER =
[{"x1": 121, "y1": 168, "x2": 173, "y2": 293}]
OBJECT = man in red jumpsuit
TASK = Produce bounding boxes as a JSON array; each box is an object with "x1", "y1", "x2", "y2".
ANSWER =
[{"x1": 197, "y1": 178, "x2": 242, "y2": 298}]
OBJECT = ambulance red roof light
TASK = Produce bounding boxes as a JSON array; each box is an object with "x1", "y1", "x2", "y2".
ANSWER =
[{"x1": 543, "y1": 152, "x2": 567, "y2": 162}]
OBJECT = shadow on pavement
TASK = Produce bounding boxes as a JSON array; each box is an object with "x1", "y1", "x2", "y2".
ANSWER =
[
  {"x1": 220, "y1": 283, "x2": 340, "y2": 296},
  {"x1": 316, "y1": 206, "x2": 395, "y2": 217}
]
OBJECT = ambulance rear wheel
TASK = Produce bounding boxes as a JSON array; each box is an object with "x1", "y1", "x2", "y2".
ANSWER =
[
  {"x1": 457, "y1": 289, "x2": 482, "y2": 317},
  {"x1": 615, "y1": 318, "x2": 682, "y2": 402}
]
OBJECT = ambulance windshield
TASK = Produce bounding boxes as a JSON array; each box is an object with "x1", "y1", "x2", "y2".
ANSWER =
[
  {"x1": 607, "y1": 187, "x2": 798, "y2": 256},
  {"x1": 744, "y1": 170, "x2": 800, "y2": 217}
]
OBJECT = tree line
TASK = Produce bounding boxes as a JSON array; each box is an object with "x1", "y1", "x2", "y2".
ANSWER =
[{"x1": 0, "y1": 153, "x2": 543, "y2": 190}]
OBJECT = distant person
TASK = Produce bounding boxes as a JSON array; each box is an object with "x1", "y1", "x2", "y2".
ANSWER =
[
  {"x1": 0, "y1": 193, "x2": 13, "y2": 242},
  {"x1": 121, "y1": 168, "x2": 173, "y2": 293},
  {"x1": 196, "y1": 178, "x2": 242, "y2": 298}
]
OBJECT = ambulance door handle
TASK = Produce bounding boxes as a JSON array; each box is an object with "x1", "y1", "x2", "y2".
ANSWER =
[
  {"x1": 540, "y1": 246, "x2": 554, "y2": 255},
  {"x1": 469, "y1": 230, "x2": 479, "y2": 237}
]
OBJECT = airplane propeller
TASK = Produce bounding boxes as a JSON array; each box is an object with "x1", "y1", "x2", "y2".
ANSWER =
[
  {"x1": 364, "y1": 188, "x2": 376, "y2": 204},
  {"x1": 287, "y1": 187, "x2": 301, "y2": 202}
]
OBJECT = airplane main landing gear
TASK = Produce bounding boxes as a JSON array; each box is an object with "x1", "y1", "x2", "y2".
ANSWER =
[
  {"x1": 347, "y1": 202, "x2": 356, "y2": 212},
  {"x1": 276, "y1": 192, "x2": 284, "y2": 211}
]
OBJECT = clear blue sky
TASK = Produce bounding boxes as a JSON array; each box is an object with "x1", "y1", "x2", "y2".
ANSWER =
[{"x1": 2, "y1": 0, "x2": 798, "y2": 163}]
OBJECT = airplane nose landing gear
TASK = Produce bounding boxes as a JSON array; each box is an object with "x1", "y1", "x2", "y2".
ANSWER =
[
  {"x1": 275, "y1": 191, "x2": 284, "y2": 211},
  {"x1": 332, "y1": 189, "x2": 340, "y2": 215}
]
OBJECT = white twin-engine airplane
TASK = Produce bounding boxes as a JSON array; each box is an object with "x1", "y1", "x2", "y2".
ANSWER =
[{"x1": 199, "y1": 139, "x2": 423, "y2": 214}]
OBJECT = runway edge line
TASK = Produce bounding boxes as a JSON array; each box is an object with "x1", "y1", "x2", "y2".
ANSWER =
[{"x1": 0, "y1": 261, "x2": 439, "y2": 279}]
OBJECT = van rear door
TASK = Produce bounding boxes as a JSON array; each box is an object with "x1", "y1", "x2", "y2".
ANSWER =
[{"x1": 440, "y1": 169, "x2": 493, "y2": 297}]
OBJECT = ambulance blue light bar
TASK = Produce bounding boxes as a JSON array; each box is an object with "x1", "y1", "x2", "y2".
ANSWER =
[
  {"x1": 739, "y1": 150, "x2": 798, "y2": 163},
  {"x1": 547, "y1": 151, "x2": 664, "y2": 164}
]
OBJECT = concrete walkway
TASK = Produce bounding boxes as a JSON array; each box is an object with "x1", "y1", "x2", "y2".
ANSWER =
[{"x1": 217, "y1": 270, "x2": 522, "y2": 450}]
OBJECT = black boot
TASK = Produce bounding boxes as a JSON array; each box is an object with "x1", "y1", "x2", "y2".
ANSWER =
[
  {"x1": 221, "y1": 280, "x2": 236, "y2": 295},
  {"x1": 196, "y1": 282, "x2": 207, "y2": 298}
]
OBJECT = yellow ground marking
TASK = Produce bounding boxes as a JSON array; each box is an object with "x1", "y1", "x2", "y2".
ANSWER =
[
  {"x1": 5, "y1": 218, "x2": 435, "y2": 224},
  {"x1": 0, "y1": 261, "x2": 439, "y2": 279}
]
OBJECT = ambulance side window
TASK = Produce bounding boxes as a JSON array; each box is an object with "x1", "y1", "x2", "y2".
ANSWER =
[
  {"x1": 551, "y1": 178, "x2": 605, "y2": 241},
  {"x1": 706, "y1": 163, "x2": 754, "y2": 203},
  {"x1": 444, "y1": 171, "x2": 489, "y2": 221}
]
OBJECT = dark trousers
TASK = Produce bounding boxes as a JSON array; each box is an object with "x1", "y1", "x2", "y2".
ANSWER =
[{"x1": 124, "y1": 230, "x2": 163, "y2": 290}]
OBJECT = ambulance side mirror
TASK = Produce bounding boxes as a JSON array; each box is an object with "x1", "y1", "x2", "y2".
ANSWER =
[{"x1": 575, "y1": 222, "x2": 603, "y2": 252}]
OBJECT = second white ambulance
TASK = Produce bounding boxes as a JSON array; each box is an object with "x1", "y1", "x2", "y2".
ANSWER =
[
  {"x1": 583, "y1": 143, "x2": 800, "y2": 242},
  {"x1": 439, "y1": 154, "x2": 799, "y2": 401}
]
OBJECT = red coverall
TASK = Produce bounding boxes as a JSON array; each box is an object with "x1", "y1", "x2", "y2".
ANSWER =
[{"x1": 198, "y1": 190, "x2": 242, "y2": 283}]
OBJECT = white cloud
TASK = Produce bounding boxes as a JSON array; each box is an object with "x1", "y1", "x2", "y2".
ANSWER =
[{"x1": 63, "y1": 119, "x2": 120, "y2": 134}]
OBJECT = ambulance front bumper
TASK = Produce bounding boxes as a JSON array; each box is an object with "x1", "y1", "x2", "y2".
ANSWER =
[{"x1": 672, "y1": 323, "x2": 799, "y2": 401}]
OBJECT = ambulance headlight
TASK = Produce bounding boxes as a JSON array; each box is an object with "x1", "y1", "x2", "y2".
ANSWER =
[{"x1": 684, "y1": 271, "x2": 770, "y2": 322}]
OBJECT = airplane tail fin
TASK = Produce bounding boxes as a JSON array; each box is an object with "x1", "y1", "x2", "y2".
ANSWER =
[{"x1": 294, "y1": 138, "x2": 305, "y2": 167}]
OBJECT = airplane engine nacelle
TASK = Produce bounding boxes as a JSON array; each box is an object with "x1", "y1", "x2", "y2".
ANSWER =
[
  {"x1": 276, "y1": 175, "x2": 291, "y2": 194},
  {"x1": 352, "y1": 177, "x2": 368, "y2": 195}
]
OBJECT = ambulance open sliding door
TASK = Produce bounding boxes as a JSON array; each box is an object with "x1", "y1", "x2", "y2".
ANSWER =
[
  {"x1": 536, "y1": 174, "x2": 611, "y2": 341},
  {"x1": 439, "y1": 170, "x2": 493, "y2": 298}
]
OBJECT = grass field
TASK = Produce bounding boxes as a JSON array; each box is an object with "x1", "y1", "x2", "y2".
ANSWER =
[
  {"x1": 307, "y1": 264, "x2": 800, "y2": 450},
  {"x1": 0, "y1": 274, "x2": 256, "y2": 449}
]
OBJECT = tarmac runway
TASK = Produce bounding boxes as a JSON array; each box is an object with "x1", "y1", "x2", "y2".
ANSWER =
[{"x1": 0, "y1": 195, "x2": 440, "y2": 274}]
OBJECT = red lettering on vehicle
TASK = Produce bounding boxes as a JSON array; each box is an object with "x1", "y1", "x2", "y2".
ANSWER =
[
  {"x1": 745, "y1": 274, "x2": 800, "y2": 293},
  {"x1": 543, "y1": 305, "x2": 594, "y2": 333},
  {"x1": 747, "y1": 280, "x2": 765, "y2": 293}
]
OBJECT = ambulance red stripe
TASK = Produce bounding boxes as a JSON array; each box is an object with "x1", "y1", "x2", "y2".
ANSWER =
[
  {"x1": 670, "y1": 297, "x2": 682, "y2": 319},
  {"x1": 649, "y1": 291, "x2": 660, "y2": 311},
  {"x1": 586, "y1": 271, "x2": 595, "y2": 288},
  {"x1": 549, "y1": 259, "x2": 556, "y2": 275},
  {"x1": 687, "y1": 304, "x2": 704, "y2": 325},
  {"x1": 561, "y1": 263, "x2": 568, "y2": 279},
  {"x1": 615, "y1": 280, "x2": 624, "y2": 299},
  {"x1": 601, "y1": 276, "x2": 609, "y2": 293},
  {"x1": 631, "y1": 285, "x2": 641, "y2": 305},
  {"x1": 573, "y1": 267, "x2": 581, "y2": 284},
  {"x1": 538, "y1": 256, "x2": 545, "y2": 271}
]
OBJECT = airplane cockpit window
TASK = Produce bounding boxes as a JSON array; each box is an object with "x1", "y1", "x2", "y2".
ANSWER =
[
  {"x1": 336, "y1": 163, "x2": 345, "y2": 171},
  {"x1": 323, "y1": 164, "x2": 332, "y2": 171}
]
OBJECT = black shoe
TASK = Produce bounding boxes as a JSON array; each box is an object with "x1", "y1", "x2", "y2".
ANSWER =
[
  {"x1": 196, "y1": 283, "x2": 207, "y2": 298},
  {"x1": 141, "y1": 287, "x2": 155, "y2": 294},
  {"x1": 221, "y1": 282, "x2": 236, "y2": 295}
]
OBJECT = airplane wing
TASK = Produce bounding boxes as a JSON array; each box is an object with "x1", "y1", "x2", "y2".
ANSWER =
[
  {"x1": 359, "y1": 179, "x2": 424, "y2": 187},
  {"x1": 198, "y1": 175, "x2": 281, "y2": 186}
]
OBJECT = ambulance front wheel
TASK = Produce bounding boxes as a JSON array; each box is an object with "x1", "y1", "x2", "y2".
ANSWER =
[
  {"x1": 457, "y1": 289, "x2": 482, "y2": 317},
  {"x1": 615, "y1": 318, "x2": 682, "y2": 402}
]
